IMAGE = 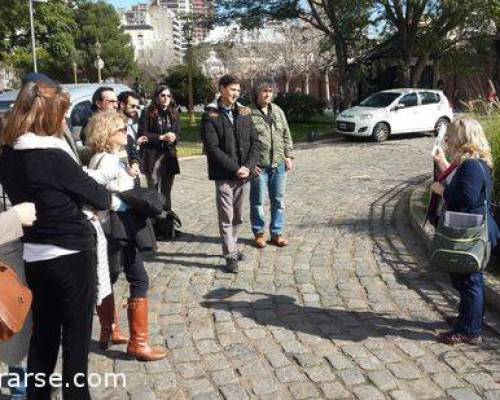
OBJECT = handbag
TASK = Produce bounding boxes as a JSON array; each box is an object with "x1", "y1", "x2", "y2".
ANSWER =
[
  {"x1": 0, "y1": 260, "x2": 32, "y2": 341},
  {"x1": 154, "y1": 211, "x2": 182, "y2": 241},
  {"x1": 430, "y1": 161, "x2": 491, "y2": 274}
]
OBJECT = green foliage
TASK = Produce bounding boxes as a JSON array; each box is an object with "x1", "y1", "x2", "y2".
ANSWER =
[
  {"x1": 273, "y1": 93, "x2": 326, "y2": 123},
  {"x1": 73, "y1": 0, "x2": 137, "y2": 82},
  {"x1": 0, "y1": 0, "x2": 136, "y2": 83},
  {"x1": 0, "y1": 0, "x2": 77, "y2": 80},
  {"x1": 163, "y1": 65, "x2": 214, "y2": 107},
  {"x1": 482, "y1": 115, "x2": 500, "y2": 200}
]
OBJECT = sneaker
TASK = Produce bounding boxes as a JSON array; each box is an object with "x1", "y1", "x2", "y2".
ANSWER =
[
  {"x1": 271, "y1": 235, "x2": 288, "y2": 247},
  {"x1": 223, "y1": 257, "x2": 239, "y2": 273},
  {"x1": 237, "y1": 251, "x2": 245, "y2": 261},
  {"x1": 438, "y1": 330, "x2": 482, "y2": 345},
  {"x1": 254, "y1": 233, "x2": 267, "y2": 248}
]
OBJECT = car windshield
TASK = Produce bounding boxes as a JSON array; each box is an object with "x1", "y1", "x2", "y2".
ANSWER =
[{"x1": 360, "y1": 92, "x2": 400, "y2": 108}]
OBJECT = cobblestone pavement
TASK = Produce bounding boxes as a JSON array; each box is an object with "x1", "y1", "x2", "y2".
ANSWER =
[{"x1": 5, "y1": 135, "x2": 500, "y2": 399}]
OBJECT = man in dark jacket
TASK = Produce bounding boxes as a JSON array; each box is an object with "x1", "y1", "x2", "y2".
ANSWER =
[{"x1": 201, "y1": 75, "x2": 260, "y2": 273}]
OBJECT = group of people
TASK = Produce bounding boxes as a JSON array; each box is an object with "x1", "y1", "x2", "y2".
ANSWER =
[
  {"x1": 0, "y1": 69, "x2": 498, "y2": 399},
  {"x1": 0, "y1": 73, "x2": 294, "y2": 399}
]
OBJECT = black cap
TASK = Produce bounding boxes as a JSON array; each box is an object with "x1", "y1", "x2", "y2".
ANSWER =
[{"x1": 22, "y1": 72, "x2": 56, "y2": 87}]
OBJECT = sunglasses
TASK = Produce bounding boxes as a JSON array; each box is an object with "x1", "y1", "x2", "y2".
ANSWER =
[{"x1": 159, "y1": 93, "x2": 172, "y2": 98}]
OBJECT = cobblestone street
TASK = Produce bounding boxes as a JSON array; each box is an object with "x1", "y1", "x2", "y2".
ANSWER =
[{"x1": 89, "y1": 135, "x2": 500, "y2": 400}]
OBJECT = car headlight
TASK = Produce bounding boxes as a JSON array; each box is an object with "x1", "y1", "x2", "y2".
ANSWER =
[{"x1": 359, "y1": 114, "x2": 373, "y2": 120}]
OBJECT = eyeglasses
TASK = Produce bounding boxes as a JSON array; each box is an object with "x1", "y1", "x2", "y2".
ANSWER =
[{"x1": 159, "y1": 93, "x2": 172, "y2": 98}]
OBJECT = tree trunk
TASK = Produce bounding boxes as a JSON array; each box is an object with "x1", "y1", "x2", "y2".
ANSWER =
[
  {"x1": 334, "y1": 36, "x2": 351, "y2": 110},
  {"x1": 411, "y1": 53, "x2": 430, "y2": 88},
  {"x1": 494, "y1": 26, "x2": 500, "y2": 90},
  {"x1": 285, "y1": 72, "x2": 291, "y2": 93},
  {"x1": 432, "y1": 58, "x2": 441, "y2": 89},
  {"x1": 324, "y1": 69, "x2": 331, "y2": 104}
]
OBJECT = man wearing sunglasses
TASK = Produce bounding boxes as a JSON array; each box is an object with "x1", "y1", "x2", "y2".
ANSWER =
[
  {"x1": 81, "y1": 87, "x2": 118, "y2": 146},
  {"x1": 118, "y1": 91, "x2": 147, "y2": 175}
]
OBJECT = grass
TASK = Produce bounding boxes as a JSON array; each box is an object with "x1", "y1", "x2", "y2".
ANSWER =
[
  {"x1": 480, "y1": 114, "x2": 500, "y2": 201},
  {"x1": 177, "y1": 111, "x2": 337, "y2": 157}
]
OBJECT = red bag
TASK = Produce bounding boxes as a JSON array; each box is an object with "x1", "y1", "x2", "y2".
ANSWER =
[{"x1": 0, "y1": 261, "x2": 32, "y2": 341}]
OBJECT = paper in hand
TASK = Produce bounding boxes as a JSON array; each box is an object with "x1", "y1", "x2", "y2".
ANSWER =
[{"x1": 431, "y1": 123, "x2": 447, "y2": 156}]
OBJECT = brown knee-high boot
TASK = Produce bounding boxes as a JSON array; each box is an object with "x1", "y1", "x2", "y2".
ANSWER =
[
  {"x1": 127, "y1": 298, "x2": 167, "y2": 361},
  {"x1": 96, "y1": 294, "x2": 128, "y2": 350}
]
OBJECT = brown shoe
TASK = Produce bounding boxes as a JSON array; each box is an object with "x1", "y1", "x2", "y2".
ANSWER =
[
  {"x1": 96, "y1": 294, "x2": 128, "y2": 350},
  {"x1": 127, "y1": 298, "x2": 167, "y2": 361},
  {"x1": 271, "y1": 235, "x2": 288, "y2": 247},
  {"x1": 254, "y1": 233, "x2": 267, "y2": 248}
]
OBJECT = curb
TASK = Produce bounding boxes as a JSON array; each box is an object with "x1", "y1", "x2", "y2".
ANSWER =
[
  {"x1": 177, "y1": 135, "x2": 344, "y2": 161},
  {"x1": 407, "y1": 180, "x2": 500, "y2": 314}
]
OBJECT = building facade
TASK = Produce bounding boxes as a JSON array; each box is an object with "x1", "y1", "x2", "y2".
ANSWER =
[{"x1": 119, "y1": 3, "x2": 182, "y2": 68}]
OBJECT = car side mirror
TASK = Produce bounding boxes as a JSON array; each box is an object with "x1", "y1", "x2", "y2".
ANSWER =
[{"x1": 392, "y1": 103, "x2": 405, "y2": 111}]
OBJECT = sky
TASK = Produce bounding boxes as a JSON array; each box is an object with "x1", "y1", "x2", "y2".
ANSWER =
[{"x1": 106, "y1": 0, "x2": 142, "y2": 9}]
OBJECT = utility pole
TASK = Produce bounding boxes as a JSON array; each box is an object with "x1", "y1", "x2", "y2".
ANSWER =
[
  {"x1": 29, "y1": 0, "x2": 37, "y2": 72},
  {"x1": 29, "y1": 0, "x2": 48, "y2": 73}
]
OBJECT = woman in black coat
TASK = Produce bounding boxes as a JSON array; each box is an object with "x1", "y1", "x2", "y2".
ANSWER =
[{"x1": 138, "y1": 85, "x2": 180, "y2": 212}]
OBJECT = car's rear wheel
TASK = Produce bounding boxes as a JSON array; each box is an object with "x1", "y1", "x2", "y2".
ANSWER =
[
  {"x1": 434, "y1": 117, "x2": 449, "y2": 137},
  {"x1": 371, "y1": 122, "x2": 390, "y2": 142}
]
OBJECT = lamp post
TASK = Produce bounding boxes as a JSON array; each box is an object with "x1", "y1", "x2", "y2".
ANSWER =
[
  {"x1": 94, "y1": 40, "x2": 104, "y2": 84},
  {"x1": 183, "y1": 21, "x2": 195, "y2": 127},
  {"x1": 72, "y1": 60, "x2": 78, "y2": 84}
]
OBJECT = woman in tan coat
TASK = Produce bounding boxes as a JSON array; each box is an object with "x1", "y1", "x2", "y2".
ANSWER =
[{"x1": 0, "y1": 202, "x2": 36, "y2": 399}]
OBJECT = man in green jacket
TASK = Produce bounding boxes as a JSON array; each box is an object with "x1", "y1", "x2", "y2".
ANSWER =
[{"x1": 250, "y1": 80, "x2": 293, "y2": 248}]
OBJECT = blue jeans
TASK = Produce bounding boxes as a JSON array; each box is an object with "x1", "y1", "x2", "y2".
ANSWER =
[
  {"x1": 8, "y1": 366, "x2": 27, "y2": 399},
  {"x1": 250, "y1": 162, "x2": 286, "y2": 236},
  {"x1": 450, "y1": 272, "x2": 484, "y2": 336}
]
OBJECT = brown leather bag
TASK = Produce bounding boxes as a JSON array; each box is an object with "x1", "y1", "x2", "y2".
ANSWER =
[{"x1": 0, "y1": 260, "x2": 32, "y2": 341}]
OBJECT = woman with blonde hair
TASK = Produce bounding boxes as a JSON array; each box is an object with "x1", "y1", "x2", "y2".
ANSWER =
[
  {"x1": 0, "y1": 80, "x2": 111, "y2": 399},
  {"x1": 87, "y1": 111, "x2": 167, "y2": 361},
  {"x1": 431, "y1": 118, "x2": 500, "y2": 345}
]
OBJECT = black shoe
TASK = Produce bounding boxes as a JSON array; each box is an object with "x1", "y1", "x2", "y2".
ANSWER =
[
  {"x1": 223, "y1": 257, "x2": 239, "y2": 273},
  {"x1": 237, "y1": 251, "x2": 245, "y2": 261}
]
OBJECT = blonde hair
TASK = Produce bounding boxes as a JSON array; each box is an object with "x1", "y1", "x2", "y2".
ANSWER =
[
  {"x1": 446, "y1": 118, "x2": 493, "y2": 168},
  {"x1": 86, "y1": 111, "x2": 127, "y2": 153}
]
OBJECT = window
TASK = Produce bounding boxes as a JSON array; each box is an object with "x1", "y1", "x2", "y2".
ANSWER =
[
  {"x1": 399, "y1": 93, "x2": 418, "y2": 107},
  {"x1": 70, "y1": 100, "x2": 92, "y2": 129},
  {"x1": 360, "y1": 92, "x2": 400, "y2": 108},
  {"x1": 420, "y1": 92, "x2": 440, "y2": 105},
  {"x1": 137, "y1": 34, "x2": 144, "y2": 47}
]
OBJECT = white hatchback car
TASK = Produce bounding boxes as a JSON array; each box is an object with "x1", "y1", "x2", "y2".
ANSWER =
[{"x1": 336, "y1": 89, "x2": 453, "y2": 142}]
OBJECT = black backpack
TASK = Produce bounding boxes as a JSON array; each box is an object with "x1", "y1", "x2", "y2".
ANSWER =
[{"x1": 154, "y1": 211, "x2": 182, "y2": 240}]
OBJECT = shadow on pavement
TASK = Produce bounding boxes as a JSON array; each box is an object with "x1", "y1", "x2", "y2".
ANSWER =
[{"x1": 200, "y1": 288, "x2": 441, "y2": 342}]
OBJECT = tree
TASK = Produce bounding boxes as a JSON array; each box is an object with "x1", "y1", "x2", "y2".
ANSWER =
[
  {"x1": 0, "y1": 0, "x2": 77, "y2": 80},
  {"x1": 163, "y1": 65, "x2": 214, "y2": 106},
  {"x1": 73, "y1": 0, "x2": 137, "y2": 82},
  {"x1": 373, "y1": 0, "x2": 487, "y2": 87},
  {"x1": 215, "y1": 0, "x2": 371, "y2": 106}
]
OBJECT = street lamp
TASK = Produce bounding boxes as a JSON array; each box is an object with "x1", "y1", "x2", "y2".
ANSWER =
[
  {"x1": 28, "y1": 0, "x2": 48, "y2": 72},
  {"x1": 94, "y1": 39, "x2": 105, "y2": 84},
  {"x1": 72, "y1": 60, "x2": 78, "y2": 84},
  {"x1": 183, "y1": 20, "x2": 195, "y2": 127}
]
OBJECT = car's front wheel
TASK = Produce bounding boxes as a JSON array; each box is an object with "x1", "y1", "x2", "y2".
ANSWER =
[
  {"x1": 434, "y1": 117, "x2": 449, "y2": 137},
  {"x1": 371, "y1": 122, "x2": 390, "y2": 142}
]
